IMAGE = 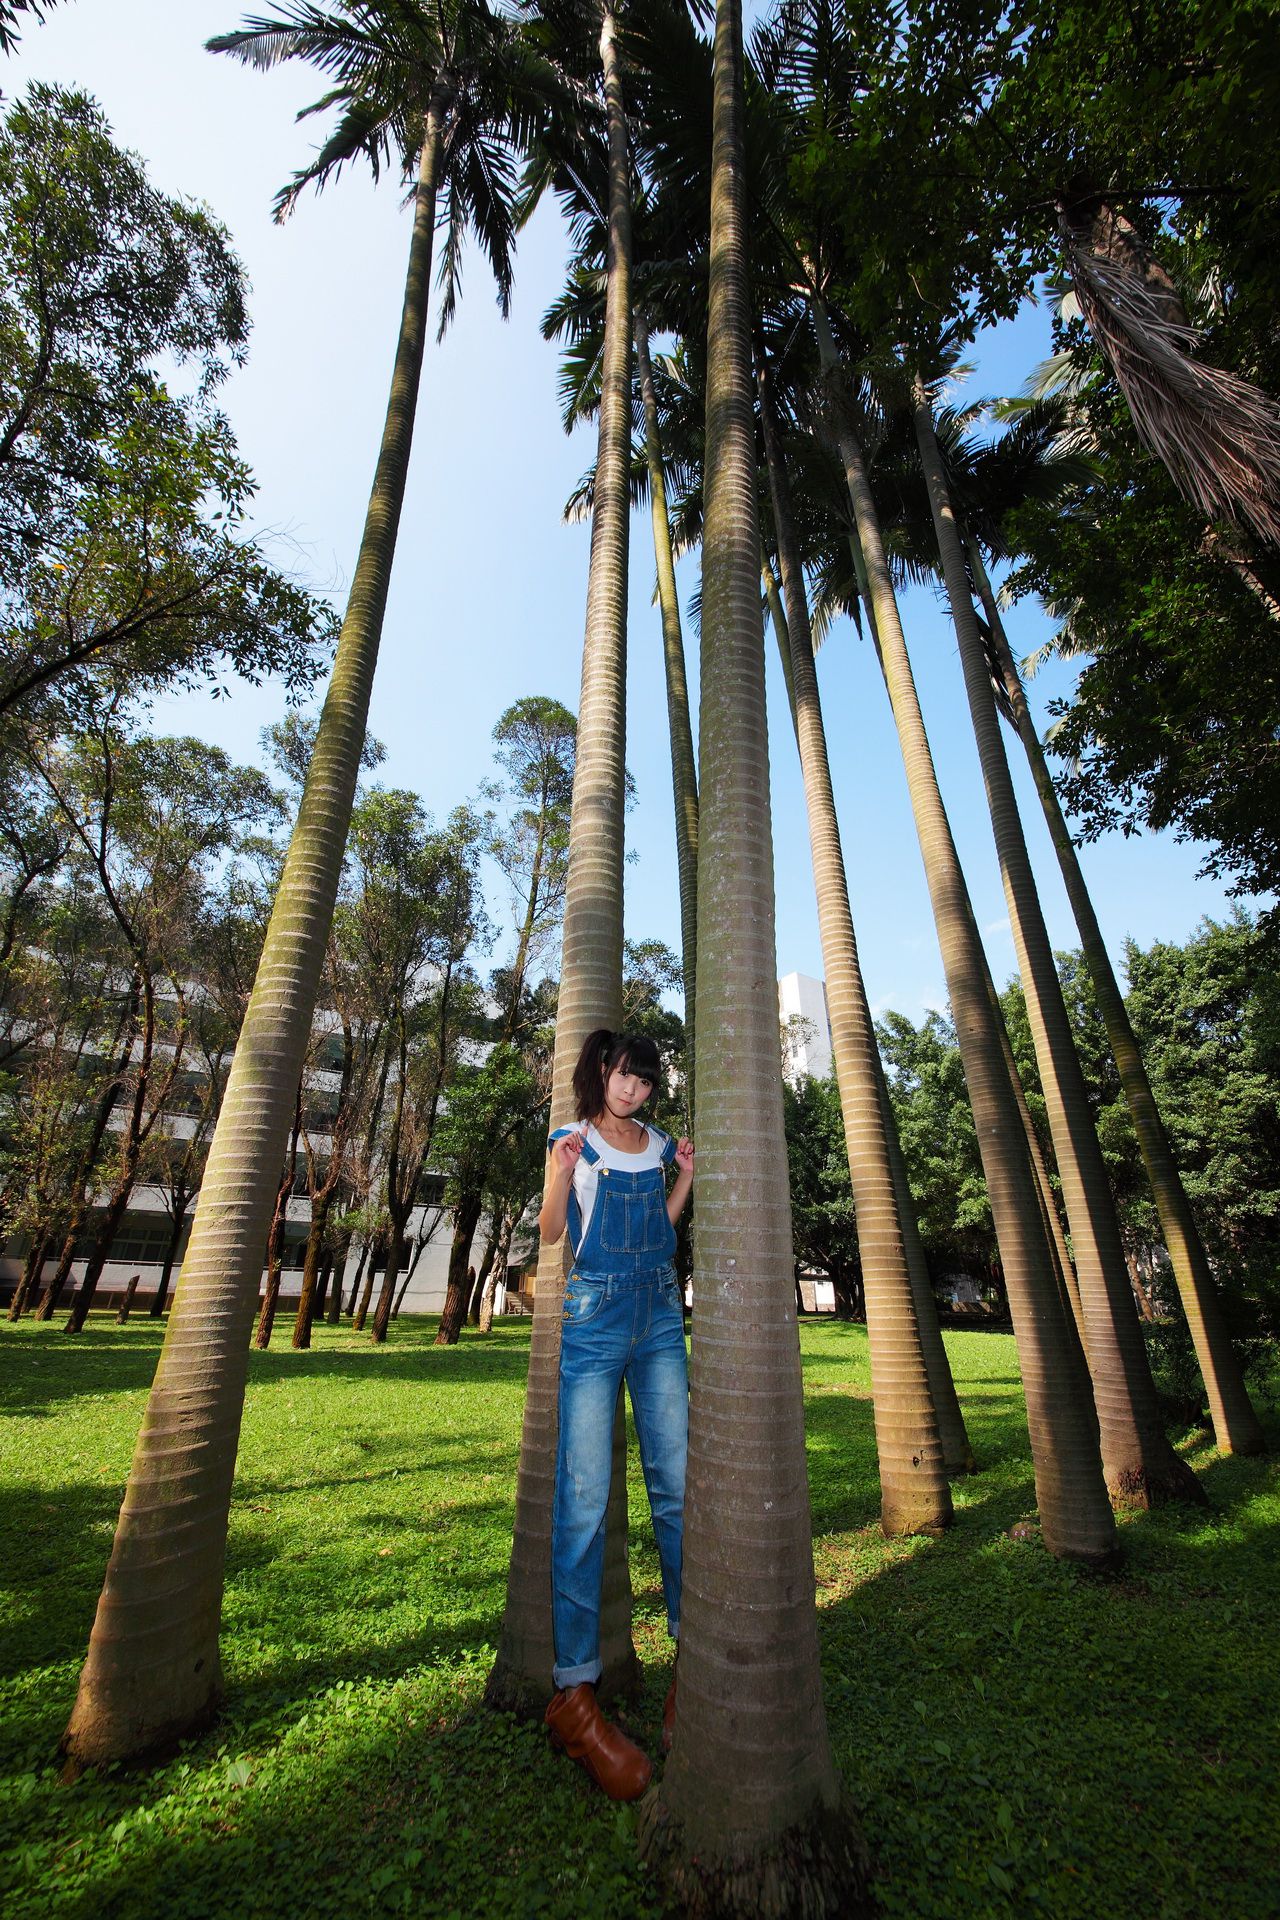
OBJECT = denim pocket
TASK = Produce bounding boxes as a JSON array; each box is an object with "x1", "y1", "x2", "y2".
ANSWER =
[
  {"x1": 660, "y1": 1267, "x2": 684, "y2": 1313},
  {"x1": 597, "y1": 1187, "x2": 631, "y2": 1254},
  {"x1": 562, "y1": 1276, "x2": 607, "y2": 1326}
]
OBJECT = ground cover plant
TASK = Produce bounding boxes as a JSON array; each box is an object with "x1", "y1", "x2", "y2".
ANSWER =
[{"x1": 1, "y1": 1318, "x2": 1277, "y2": 1920}]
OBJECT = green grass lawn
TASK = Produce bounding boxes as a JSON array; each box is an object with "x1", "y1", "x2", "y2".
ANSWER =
[{"x1": 1, "y1": 1316, "x2": 1277, "y2": 1919}]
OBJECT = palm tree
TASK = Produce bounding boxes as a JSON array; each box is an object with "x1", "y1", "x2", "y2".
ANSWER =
[
  {"x1": 634, "y1": 309, "x2": 699, "y2": 1106},
  {"x1": 912, "y1": 375, "x2": 1204, "y2": 1507},
  {"x1": 812, "y1": 302, "x2": 1116, "y2": 1567},
  {"x1": 638, "y1": 5, "x2": 868, "y2": 1909},
  {"x1": 758, "y1": 363, "x2": 956, "y2": 1524},
  {"x1": 60, "y1": 0, "x2": 546, "y2": 1769},
  {"x1": 487, "y1": 0, "x2": 641, "y2": 1714},
  {"x1": 965, "y1": 539, "x2": 1266, "y2": 1457}
]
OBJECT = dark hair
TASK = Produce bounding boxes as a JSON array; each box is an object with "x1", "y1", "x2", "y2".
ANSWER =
[{"x1": 572, "y1": 1028, "x2": 663, "y2": 1121}]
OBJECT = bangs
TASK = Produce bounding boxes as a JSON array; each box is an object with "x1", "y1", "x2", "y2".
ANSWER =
[{"x1": 611, "y1": 1033, "x2": 662, "y2": 1086}]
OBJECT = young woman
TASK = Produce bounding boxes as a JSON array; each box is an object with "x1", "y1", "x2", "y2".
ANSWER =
[{"x1": 540, "y1": 1028, "x2": 694, "y2": 1800}]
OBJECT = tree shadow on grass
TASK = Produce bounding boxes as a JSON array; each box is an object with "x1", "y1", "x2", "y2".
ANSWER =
[{"x1": 0, "y1": 1320, "x2": 533, "y2": 1417}]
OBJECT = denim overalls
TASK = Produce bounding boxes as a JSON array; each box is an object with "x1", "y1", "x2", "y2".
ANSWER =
[{"x1": 548, "y1": 1123, "x2": 689, "y2": 1690}]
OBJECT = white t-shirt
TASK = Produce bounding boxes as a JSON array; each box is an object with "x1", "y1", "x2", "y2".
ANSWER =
[{"x1": 557, "y1": 1121, "x2": 671, "y2": 1249}]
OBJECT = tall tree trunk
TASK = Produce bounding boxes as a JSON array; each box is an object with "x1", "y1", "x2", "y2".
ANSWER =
[
  {"x1": 352, "y1": 1240, "x2": 381, "y2": 1333},
  {"x1": 967, "y1": 539, "x2": 1264, "y2": 1455},
  {"x1": 640, "y1": 10, "x2": 868, "y2": 1909},
  {"x1": 912, "y1": 384, "x2": 1199, "y2": 1507},
  {"x1": 61, "y1": 107, "x2": 448, "y2": 1771},
  {"x1": 346, "y1": 1239, "x2": 370, "y2": 1318},
  {"x1": 327, "y1": 1227, "x2": 353, "y2": 1326},
  {"x1": 256, "y1": 1097, "x2": 302, "y2": 1351},
  {"x1": 813, "y1": 301, "x2": 1116, "y2": 1566},
  {"x1": 487, "y1": 5, "x2": 637, "y2": 1715},
  {"x1": 36, "y1": 979, "x2": 140, "y2": 1322},
  {"x1": 370, "y1": 1210, "x2": 410, "y2": 1344},
  {"x1": 469, "y1": 1224, "x2": 498, "y2": 1325},
  {"x1": 292, "y1": 1189, "x2": 332, "y2": 1350},
  {"x1": 150, "y1": 1198, "x2": 191, "y2": 1320},
  {"x1": 759, "y1": 366, "x2": 952, "y2": 1531},
  {"x1": 7, "y1": 1232, "x2": 49, "y2": 1320},
  {"x1": 436, "y1": 1189, "x2": 484, "y2": 1346},
  {"x1": 115, "y1": 1274, "x2": 141, "y2": 1325},
  {"x1": 636, "y1": 308, "x2": 699, "y2": 1112}
]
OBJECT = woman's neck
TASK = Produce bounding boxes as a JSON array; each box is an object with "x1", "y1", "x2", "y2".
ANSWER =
[{"x1": 591, "y1": 1110, "x2": 647, "y2": 1147}]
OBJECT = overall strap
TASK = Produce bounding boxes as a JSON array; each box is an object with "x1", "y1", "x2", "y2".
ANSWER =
[{"x1": 548, "y1": 1124, "x2": 600, "y2": 1166}]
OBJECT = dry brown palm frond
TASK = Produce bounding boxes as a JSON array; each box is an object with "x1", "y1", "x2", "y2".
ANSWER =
[{"x1": 1068, "y1": 240, "x2": 1280, "y2": 548}]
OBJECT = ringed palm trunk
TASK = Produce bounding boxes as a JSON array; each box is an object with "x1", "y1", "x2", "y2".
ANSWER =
[
  {"x1": 759, "y1": 372, "x2": 954, "y2": 1527},
  {"x1": 776, "y1": 523, "x2": 973, "y2": 1472},
  {"x1": 486, "y1": 5, "x2": 637, "y2": 1713},
  {"x1": 639, "y1": 9, "x2": 869, "y2": 1910},
  {"x1": 911, "y1": 385, "x2": 1201, "y2": 1507},
  {"x1": 844, "y1": 515, "x2": 1081, "y2": 1339},
  {"x1": 813, "y1": 301, "x2": 1116, "y2": 1566},
  {"x1": 635, "y1": 308, "x2": 699, "y2": 1112},
  {"x1": 967, "y1": 539, "x2": 1264, "y2": 1455},
  {"x1": 61, "y1": 108, "x2": 448, "y2": 1770}
]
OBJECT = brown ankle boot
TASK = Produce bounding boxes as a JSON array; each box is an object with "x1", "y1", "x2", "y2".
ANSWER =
[
  {"x1": 662, "y1": 1672, "x2": 677, "y2": 1753},
  {"x1": 545, "y1": 1684, "x2": 652, "y2": 1801}
]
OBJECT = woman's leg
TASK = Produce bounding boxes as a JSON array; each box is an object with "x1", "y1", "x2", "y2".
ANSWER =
[
  {"x1": 552, "y1": 1282, "x2": 629, "y2": 1688},
  {"x1": 626, "y1": 1282, "x2": 688, "y2": 1643}
]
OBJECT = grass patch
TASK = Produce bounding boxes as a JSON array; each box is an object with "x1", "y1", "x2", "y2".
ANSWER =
[{"x1": 1, "y1": 1316, "x2": 1277, "y2": 1918}]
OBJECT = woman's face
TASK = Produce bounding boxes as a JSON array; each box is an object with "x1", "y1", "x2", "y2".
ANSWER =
[{"x1": 604, "y1": 1060, "x2": 653, "y2": 1120}]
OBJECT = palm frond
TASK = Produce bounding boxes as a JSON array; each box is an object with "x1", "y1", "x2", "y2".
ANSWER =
[{"x1": 1069, "y1": 239, "x2": 1280, "y2": 547}]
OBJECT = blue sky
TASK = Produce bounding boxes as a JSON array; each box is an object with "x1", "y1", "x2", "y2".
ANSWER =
[{"x1": 5, "y1": 2, "x2": 1247, "y2": 1023}]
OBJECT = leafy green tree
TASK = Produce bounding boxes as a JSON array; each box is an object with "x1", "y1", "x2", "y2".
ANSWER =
[
  {"x1": 783, "y1": 1073, "x2": 862, "y2": 1316},
  {"x1": 19, "y1": 721, "x2": 277, "y2": 1331},
  {"x1": 482, "y1": 695, "x2": 576, "y2": 1036},
  {"x1": 877, "y1": 1008, "x2": 998, "y2": 1290}
]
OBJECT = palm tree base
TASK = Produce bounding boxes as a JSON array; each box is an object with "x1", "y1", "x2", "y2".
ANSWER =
[
  {"x1": 637, "y1": 1785, "x2": 874, "y2": 1920},
  {"x1": 60, "y1": 1663, "x2": 223, "y2": 1774},
  {"x1": 880, "y1": 1487, "x2": 953, "y2": 1538},
  {"x1": 1105, "y1": 1450, "x2": 1209, "y2": 1511}
]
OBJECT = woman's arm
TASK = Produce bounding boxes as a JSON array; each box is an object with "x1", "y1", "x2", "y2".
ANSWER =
[
  {"x1": 666, "y1": 1137, "x2": 695, "y2": 1225},
  {"x1": 539, "y1": 1130, "x2": 583, "y2": 1243}
]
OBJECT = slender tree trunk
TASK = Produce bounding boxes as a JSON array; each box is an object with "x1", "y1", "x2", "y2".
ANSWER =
[
  {"x1": 327, "y1": 1227, "x2": 352, "y2": 1326},
  {"x1": 968, "y1": 540, "x2": 1264, "y2": 1455},
  {"x1": 346, "y1": 1239, "x2": 370, "y2": 1318},
  {"x1": 641, "y1": 12, "x2": 868, "y2": 1909},
  {"x1": 150, "y1": 1200, "x2": 190, "y2": 1320},
  {"x1": 292, "y1": 1191, "x2": 332, "y2": 1350},
  {"x1": 487, "y1": 6, "x2": 638, "y2": 1714},
  {"x1": 469, "y1": 1226, "x2": 498, "y2": 1326},
  {"x1": 636, "y1": 309, "x2": 699, "y2": 1112},
  {"x1": 61, "y1": 109, "x2": 449, "y2": 1770},
  {"x1": 436, "y1": 1190, "x2": 484, "y2": 1346},
  {"x1": 370, "y1": 1209, "x2": 411, "y2": 1345},
  {"x1": 352, "y1": 1240, "x2": 381, "y2": 1333},
  {"x1": 36, "y1": 985, "x2": 140, "y2": 1323},
  {"x1": 479, "y1": 1212, "x2": 513, "y2": 1334},
  {"x1": 8, "y1": 1232, "x2": 49, "y2": 1320},
  {"x1": 115, "y1": 1275, "x2": 141, "y2": 1325},
  {"x1": 313, "y1": 1254, "x2": 332, "y2": 1321},
  {"x1": 255, "y1": 1102, "x2": 302, "y2": 1351},
  {"x1": 913, "y1": 384, "x2": 1200, "y2": 1507},
  {"x1": 814, "y1": 301, "x2": 1116, "y2": 1566},
  {"x1": 759, "y1": 367, "x2": 952, "y2": 1531}
]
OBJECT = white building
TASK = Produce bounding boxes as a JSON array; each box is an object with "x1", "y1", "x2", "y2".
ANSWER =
[{"x1": 778, "y1": 971, "x2": 834, "y2": 1084}]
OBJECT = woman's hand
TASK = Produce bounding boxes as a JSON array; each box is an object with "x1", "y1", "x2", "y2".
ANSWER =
[
  {"x1": 540, "y1": 1128, "x2": 584, "y2": 1243},
  {"x1": 668, "y1": 1137, "x2": 694, "y2": 1226},
  {"x1": 553, "y1": 1129, "x2": 585, "y2": 1178}
]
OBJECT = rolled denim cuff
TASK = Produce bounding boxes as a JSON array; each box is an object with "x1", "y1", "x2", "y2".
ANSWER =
[{"x1": 553, "y1": 1655, "x2": 603, "y2": 1690}]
